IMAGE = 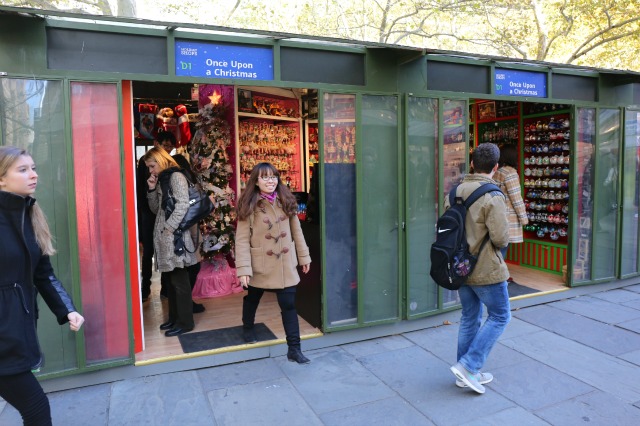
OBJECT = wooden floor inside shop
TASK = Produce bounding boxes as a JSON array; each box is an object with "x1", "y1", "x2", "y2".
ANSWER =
[
  {"x1": 136, "y1": 272, "x2": 321, "y2": 363},
  {"x1": 507, "y1": 262, "x2": 567, "y2": 292}
]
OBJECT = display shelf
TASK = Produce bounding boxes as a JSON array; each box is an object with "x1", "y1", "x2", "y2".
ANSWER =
[
  {"x1": 305, "y1": 120, "x2": 319, "y2": 190},
  {"x1": 236, "y1": 88, "x2": 303, "y2": 192},
  {"x1": 522, "y1": 112, "x2": 571, "y2": 244}
]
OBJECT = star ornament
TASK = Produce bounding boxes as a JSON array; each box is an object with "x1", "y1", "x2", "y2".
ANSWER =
[{"x1": 208, "y1": 91, "x2": 222, "y2": 105}]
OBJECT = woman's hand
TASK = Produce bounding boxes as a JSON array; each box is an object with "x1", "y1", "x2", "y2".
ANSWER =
[
  {"x1": 147, "y1": 174, "x2": 158, "y2": 190},
  {"x1": 67, "y1": 312, "x2": 85, "y2": 332},
  {"x1": 301, "y1": 264, "x2": 310, "y2": 274},
  {"x1": 239, "y1": 276, "x2": 250, "y2": 289}
]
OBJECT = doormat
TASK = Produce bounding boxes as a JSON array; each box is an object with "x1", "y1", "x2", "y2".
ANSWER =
[
  {"x1": 178, "y1": 323, "x2": 277, "y2": 353},
  {"x1": 508, "y1": 282, "x2": 540, "y2": 298}
]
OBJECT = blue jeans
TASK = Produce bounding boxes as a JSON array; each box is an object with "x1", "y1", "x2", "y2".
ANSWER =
[{"x1": 457, "y1": 281, "x2": 511, "y2": 373}]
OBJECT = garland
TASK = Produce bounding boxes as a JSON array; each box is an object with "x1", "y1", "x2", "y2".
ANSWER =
[{"x1": 189, "y1": 101, "x2": 237, "y2": 260}]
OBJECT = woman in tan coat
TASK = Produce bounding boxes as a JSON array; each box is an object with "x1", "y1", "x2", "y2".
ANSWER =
[
  {"x1": 493, "y1": 144, "x2": 528, "y2": 260},
  {"x1": 144, "y1": 147, "x2": 198, "y2": 337},
  {"x1": 235, "y1": 163, "x2": 312, "y2": 364}
]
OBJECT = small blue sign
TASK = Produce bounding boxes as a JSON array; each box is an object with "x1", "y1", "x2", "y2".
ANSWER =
[
  {"x1": 495, "y1": 69, "x2": 547, "y2": 98},
  {"x1": 175, "y1": 40, "x2": 273, "y2": 80}
]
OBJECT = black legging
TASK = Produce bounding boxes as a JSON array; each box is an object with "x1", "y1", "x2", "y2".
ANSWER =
[
  {"x1": 0, "y1": 370, "x2": 51, "y2": 426},
  {"x1": 242, "y1": 286, "x2": 301, "y2": 348}
]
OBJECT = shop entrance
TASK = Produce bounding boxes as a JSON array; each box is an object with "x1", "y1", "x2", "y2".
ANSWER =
[
  {"x1": 470, "y1": 100, "x2": 573, "y2": 295},
  {"x1": 128, "y1": 81, "x2": 322, "y2": 362}
]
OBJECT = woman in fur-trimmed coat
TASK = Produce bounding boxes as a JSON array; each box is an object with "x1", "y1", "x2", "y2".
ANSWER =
[
  {"x1": 235, "y1": 162, "x2": 311, "y2": 364},
  {"x1": 144, "y1": 147, "x2": 197, "y2": 337}
]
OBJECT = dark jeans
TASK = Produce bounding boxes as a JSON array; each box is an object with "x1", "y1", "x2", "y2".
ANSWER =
[
  {"x1": 242, "y1": 286, "x2": 301, "y2": 349},
  {"x1": 165, "y1": 267, "x2": 194, "y2": 329},
  {"x1": 140, "y1": 223, "x2": 155, "y2": 299},
  {"x1": 0, "y1": 370, "x2": 52, "y2": 426}
]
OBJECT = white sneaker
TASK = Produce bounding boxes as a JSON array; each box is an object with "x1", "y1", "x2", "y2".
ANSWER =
[
  {"x1": 450, "y1": 362, "x2": 486, "y2": 394},
  {"x1": 455, "y1": 371, "x2": 493, "y2": 388}
]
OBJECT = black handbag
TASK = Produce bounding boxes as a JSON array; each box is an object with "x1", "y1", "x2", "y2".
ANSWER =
[{"x1": 167, "y1": 177, "x2": 214, "y2": 233}]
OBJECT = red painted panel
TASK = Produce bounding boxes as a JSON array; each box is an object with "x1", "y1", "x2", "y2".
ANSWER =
[{"x1": 71, "y1": 82, "x2": 129, "y2": 363}]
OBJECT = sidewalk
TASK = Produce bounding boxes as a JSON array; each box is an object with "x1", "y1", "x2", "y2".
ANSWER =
[{"x1": 3, "y1": 284, "x2": 640, "y2": 425}]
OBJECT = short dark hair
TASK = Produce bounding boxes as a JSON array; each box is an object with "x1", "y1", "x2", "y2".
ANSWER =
[
  {"x1": 472, "y1": 143, "x2": 500, "y2": 173},
  {"x1": 499, "y1": 144, "x2": 518, "y2": 168},
  {"x1": 156, "y1": 131, "x2": 176, "y2": 147}
]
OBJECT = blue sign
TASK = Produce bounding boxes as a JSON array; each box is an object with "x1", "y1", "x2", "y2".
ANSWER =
[
  {"x1": 175, "y1": 41, "x2": 273, "y2": 80},
  {"x1": 495, "y1": 69, "x2": 547, "y2": 98}
]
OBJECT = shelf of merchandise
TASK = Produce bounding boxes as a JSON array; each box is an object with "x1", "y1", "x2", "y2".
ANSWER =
[{"x1": 521, "y1": 110, "x2": 571, "y2": 275}]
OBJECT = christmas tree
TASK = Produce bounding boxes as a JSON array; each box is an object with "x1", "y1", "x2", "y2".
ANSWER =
[{"x1": 189, "y1": 99, "x2": 236, "y2": 261}]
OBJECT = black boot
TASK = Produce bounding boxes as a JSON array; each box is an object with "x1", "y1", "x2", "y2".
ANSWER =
[
  {"x1": 282, "y1": 309, "x2": 309, "y2": 363},
  {"x1": 287, "y1": 347, "x2": 310, "y2": 364}
]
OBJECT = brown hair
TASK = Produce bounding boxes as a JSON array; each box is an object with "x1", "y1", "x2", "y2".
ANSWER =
[
  {"x1": 0, "y1": 146, "x2": 56, "y2": 255},
  {"x1": 237, "y1": 163, "x2": 298, "y2": 220},
  {"x1": 142, "y1": 146, "x2": 179, "y2": 172}
]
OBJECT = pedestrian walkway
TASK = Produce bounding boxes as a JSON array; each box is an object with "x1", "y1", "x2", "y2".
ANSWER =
[{"x1": 3, "y1": 284, "x2": 640, "y2": 425}]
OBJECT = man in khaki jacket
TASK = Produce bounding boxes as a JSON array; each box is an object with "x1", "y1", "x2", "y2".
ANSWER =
[{"x1": 445, "y1": 142, "x2": 511, "y2": 395}]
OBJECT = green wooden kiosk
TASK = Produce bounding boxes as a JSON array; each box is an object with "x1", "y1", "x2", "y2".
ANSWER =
[{"x1": 1, "y1": 6, "x2": 639, "y2": 389}]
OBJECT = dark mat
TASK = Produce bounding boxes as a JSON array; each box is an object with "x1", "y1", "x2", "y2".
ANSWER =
[
  {"x1": 178, "y1": 323, "x2": 277, "y2": 353},
  {"x1": 508, "y1": 282, "x2": 540, "y2": 298}
]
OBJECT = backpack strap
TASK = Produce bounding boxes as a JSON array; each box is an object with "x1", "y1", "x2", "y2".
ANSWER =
[{"x1": 463, "y1": 183, "x2": 502, "y2": 209}]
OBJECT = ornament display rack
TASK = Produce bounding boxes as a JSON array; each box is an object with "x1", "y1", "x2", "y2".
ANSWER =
[
  {"x1": 305, "y1": 120, "x2": 319, "y2": 190},
  {"x1": 522, "y1": 108, "x2": 571, "y2": 244},
  {"x1": 443, "y1": 100, "x2": 467, "y2": 195},
  {"x1": 236, "y1": 88, "x2": 303, "y2": 192}
]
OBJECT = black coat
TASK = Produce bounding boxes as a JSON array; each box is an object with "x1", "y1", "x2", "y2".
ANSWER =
[{"x1": 0, "y1": 191, "x2": 76, "y2": 375}]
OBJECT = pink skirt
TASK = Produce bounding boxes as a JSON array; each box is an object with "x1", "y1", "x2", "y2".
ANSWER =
[{"x1": 192, "y1": 255, "x2": 243, "y2": 298}]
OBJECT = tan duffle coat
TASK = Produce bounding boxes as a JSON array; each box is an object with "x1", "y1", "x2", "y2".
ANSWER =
[{"x1": 235, "y1": 198, "x2": 311, "y2": 289}]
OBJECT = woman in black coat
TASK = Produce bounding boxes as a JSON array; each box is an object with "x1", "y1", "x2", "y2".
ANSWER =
[{"x1": 0, "y1": 146, "x2": 84, "y2": 425}]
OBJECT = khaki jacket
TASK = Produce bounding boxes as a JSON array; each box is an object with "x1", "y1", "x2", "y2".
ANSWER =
[
  {"x1": 444, "y1": 174, "x2": 510, "y2": 285},
  {"x1": 235, "y1": 198, "x2": 311, "y2": 289}
]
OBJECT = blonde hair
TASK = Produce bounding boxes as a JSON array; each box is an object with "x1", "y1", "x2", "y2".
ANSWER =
[
  {"x1": 0, "y1": 146, "x2": 56, "y2": 255},
  {"x1": 142, "y1": 146, "x2": 179, "y2": 171}
]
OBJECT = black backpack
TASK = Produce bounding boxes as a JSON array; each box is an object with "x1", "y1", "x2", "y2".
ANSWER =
[{"x1": 429, "y1": 183, "x2": 501, "y2": 290}]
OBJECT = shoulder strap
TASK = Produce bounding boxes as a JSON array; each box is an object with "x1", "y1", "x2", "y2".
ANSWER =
[{"x1": 463, "y1": 183, "x2": 501, "y2": 209}]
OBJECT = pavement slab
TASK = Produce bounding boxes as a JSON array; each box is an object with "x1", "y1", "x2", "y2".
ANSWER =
[
  {"x1": 617, "y1": 317, "x2": 640, "y2": 334},
  {"x1": 340, "y1": 335, "x2": 414, "y2": 358},
  {"x1": 590, "y1": 289, "x2": 640, "y2": 304},
  {"x1": 196, "y1": 358, "x2": 284, "y2": 393},
  {"x1": 108, "y1": 371, "x2": 213, "y2": 426},
  {"x1": 276, "y1": 348, "x2": 396, "y2": 414},
  {"x1": 625, "y1": 284, "x2": 640, "y2": 293},
  {"x1": 501, "y1": 330, "x2": 640, "y2": 403},
  {"x1": 621, "y1": 298, "x2": 640, "y2": 311},
  {"x1": 207, "y1": 377, "x2": 322, "y2": 426},
  {"x1": 458, "y1": 406, "x2": 551, "y2": 426},
  {"x1": 319, "y1": 396, "x2": 434, "y2": 426},
  {"x1": 535, "y1": 390, "x2": 640, "y2": 425},
  {"x1": 359, "y1": 345, "x2": 515, "y2": 426},
  {"x1": 514, "y1": 305, "x2": 640, "y2": 355},
  {"x1": 549, "y1": 295, "x2": 640, "y2": 324},
  {"x1": 619, "y1": 349, "x2": 640, "y2": 366},
  {"x1": 490, "y1": 358, "x2": 594, "y2": 410}
]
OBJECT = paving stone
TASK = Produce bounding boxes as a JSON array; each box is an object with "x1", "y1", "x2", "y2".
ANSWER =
[
  {"x1": 501, "y1": 330, "x2": 640, "y2": 403},
  {"x1": 549, "y1": 295, "x2": 640, "y2": 324},
  {"x1": 498, "y1": 317, "x2": 545, "y2": 340},
  {"x1": 403, "y1": 323, "x2": 458, "y2": 361},
  {"x1": 625, "y1": 284, "x2": 640, "y2": 294},
  {"x1": 619, "y1": 349, "x2": 640, "y2": 366},
  {"x1": 359, "y1": 345, "x2": 515, "y2": 426},
  {"x1": 340, "y1": 335, "x2": 414, "y2": 358},
  {"x1": 590, "y1": 289, "x2": 640, "y2": 304},
  {"x1": 490, "y1": 359, "x2": 593, "y2": 410},
  {"x1": 196, "y1": 358, "x2": 284, "y2": 392},
  {"x1": 535, "y1": 390, "x2": 640, "y2": 425},
  {"x1": 458, "y1": 406, "x2": 551, "y2": 426},
  {"x1": 514, "y1": 305, "x2": 640, "y2": 355},
  {"x1": 207, "y1": 377, "x2": 322, "y2": 426},
  {"x1": 0, "y1": 383, "x2": 111, "y2": 426},
  {"x1": 319, "y1": 396, "x2": 434, "y2": 426},
  {"x1": 622, "y1": 298, "x2": 640, "y2": 311},
  {"x1": 617, "y1": 317, "x2": 640, "y2": 334},
  {"x1": 109, "y1": 371, "x2": 213, "y2": 426},
  {"x1": 277, "y1": 348, "x2": 395, "y2": 414}
]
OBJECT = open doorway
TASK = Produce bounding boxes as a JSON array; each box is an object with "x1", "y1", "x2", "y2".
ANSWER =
[
  {"x1": 130, "y1": 81, "x2": 322, "y2": 362},
  {"x1": 470, "y1": 100, "x2": 570, "y2": 298}
]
